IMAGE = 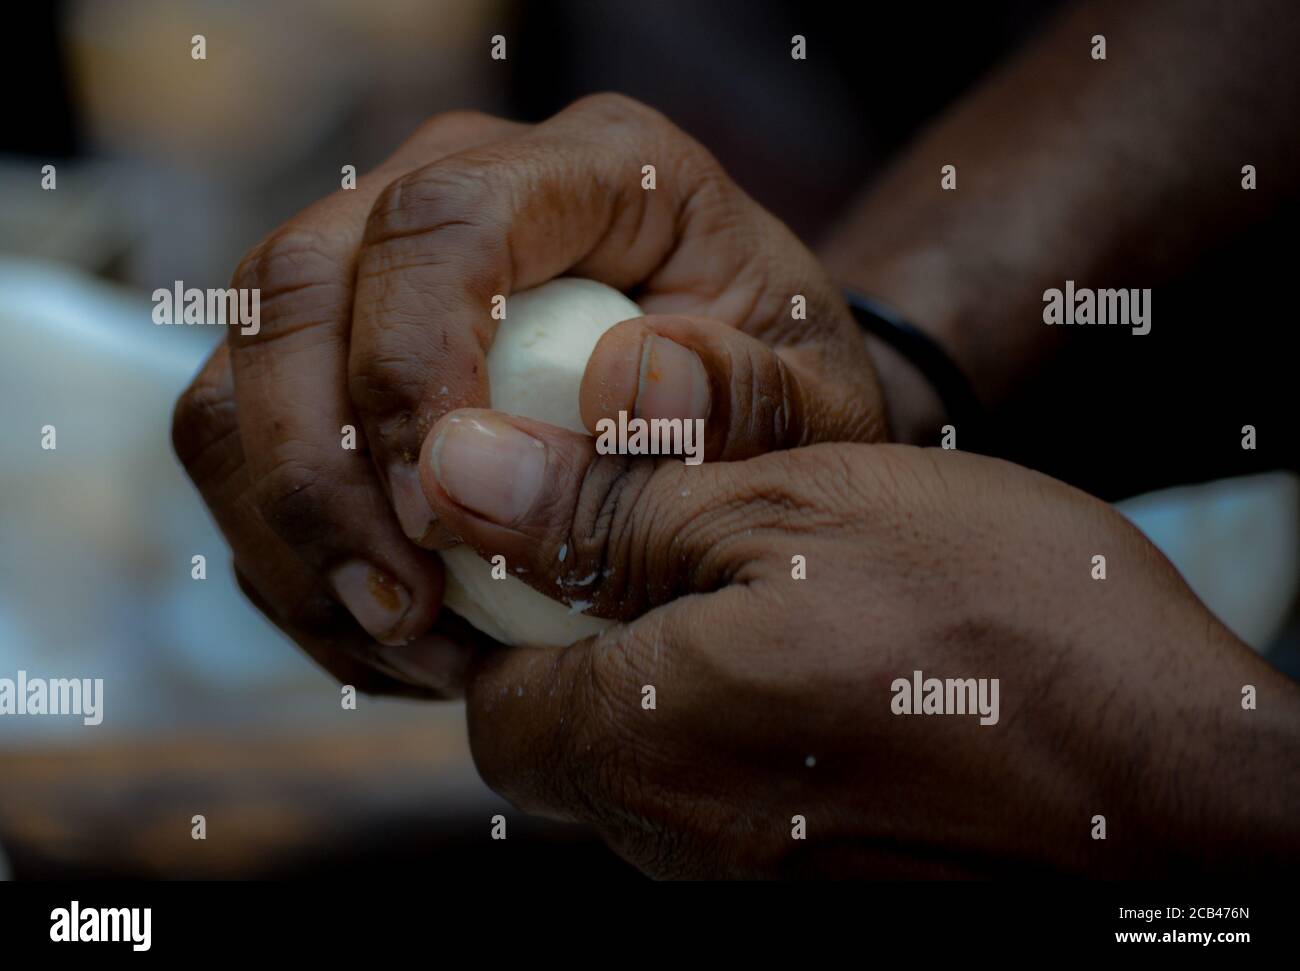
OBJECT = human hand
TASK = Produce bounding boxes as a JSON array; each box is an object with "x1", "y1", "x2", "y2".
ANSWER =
[
  {"x1": 417, "y1": 405, "x2": 1300, "y2": 876},
  {"x1": 175, "y1": 94, "x2": 887, "y2": 690}
]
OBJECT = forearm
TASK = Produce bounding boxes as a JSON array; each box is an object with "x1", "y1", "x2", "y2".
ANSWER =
[{"x1": 822, "y1": 0, "x2": 1300, "y2": 451}]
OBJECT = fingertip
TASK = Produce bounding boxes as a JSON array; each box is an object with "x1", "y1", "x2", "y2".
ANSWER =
[
  {"x1": 327, "y1": 551, "x2": 445, "y2": 648},
  {"x1": 421, "y1": 405, "x2": 483, "y2": 525},
  {"x1": 636, "y1": 332, "x2": 712, "y2": 423},
  {"x1": 580, "y1": 317, "x2": 713, "y2": 434},
  {"x1": 419, "y1": 408, "x2": 556, "y2": 529},
  {"x1": 579, "y1": 318, "x2": 648, "y2": 434}
]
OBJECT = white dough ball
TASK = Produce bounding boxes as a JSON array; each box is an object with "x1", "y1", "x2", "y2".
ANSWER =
[{"x1": 439, "y1": 277, "x2": 643, "y2": 648}]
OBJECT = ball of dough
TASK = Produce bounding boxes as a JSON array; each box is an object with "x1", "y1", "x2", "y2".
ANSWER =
[{"x1": 439, "y1": 277, "x2": 642, "y2": 647}]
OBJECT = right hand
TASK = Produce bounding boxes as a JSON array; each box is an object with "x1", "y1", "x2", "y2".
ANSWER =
[{"x1": 417, "y1": 404, "x2": 1300, "y2": 876}]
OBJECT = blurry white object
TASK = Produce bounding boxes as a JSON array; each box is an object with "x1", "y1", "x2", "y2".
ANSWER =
[
  {"x1": 1118, "y1": 472, "x2": 1300, "y2": 651},
  {"x1": 0, "y1": 258, "x2": 310, "y2": 743}
]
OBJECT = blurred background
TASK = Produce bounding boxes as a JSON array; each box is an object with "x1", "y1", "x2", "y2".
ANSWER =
[{"x1": 1, "y1": 0, "x2": 1296, "y2": 878}]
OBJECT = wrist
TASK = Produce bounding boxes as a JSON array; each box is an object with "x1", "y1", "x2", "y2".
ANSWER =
[
  {"x1": 843, "y1": 286, "x2": 988, "y2": 449},
  {"x1": 863, "y1": 331, "x2": 947, "y2": 445},
  {"x1": 820, "y1": 239, "x2": 1042, "y2": 418}
]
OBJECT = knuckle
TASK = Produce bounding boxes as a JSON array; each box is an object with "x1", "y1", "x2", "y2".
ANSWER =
[
  {"x1": 414, "y1": 109, "x2": 499, "y2": 142},
  {"x1": 251, "y1": 455, "x2": 338, "y2": 549},
  {"x1": 755, "y1": 447, "x2": 867, "y2": 527},
  {"x1": 562, "y1": 459, "x2": 753, "y2": 615},
  {"x1": 363, "y1": 161, "x2": 494, "y2": 250},
  {"x1": 230, "y1": 229, "x2": 344, "y2": 344},
  {"x1": 358, "y1": 162, "x2": 509, "y2": 308},
  {"x1": 232, "y1": 227, "x2": 337, "y2": 298},
  {"x1": 675, "y1": 148, "x2": 750, "y2": 251},
  {"x1": 171, "y1": 384, "x2": 214, "y2": 469},
  {"x1": 171, "y1": 365, "x2": 236, "y2": 471},
  {"x1": 347, "y1": 349, "x2": 429, "y2": 425},
  {"x1": 677, "y1": 460, "x2": 821, "y2": 556},
  {"x1": 680, "y1": 135, "x2": 726, "y2": 182},
  {"x1": 722, "y1": 343, "x2": 803, "y2": 458},
  {"x1": 568, "y1": 91, "x2": 661, "y2": 128},
  {"x1": 748, "y1": 467, "x2": 826, "y2": 526},
  {"x1": 560, "y1": 456, "x2": 662, "y2": 616},
  {"x1": 573, "y1": 93, "x2": 718, "y2": 192},
  {"x1": 564, "y1": 93, "x2": 721, "y2": 220}
]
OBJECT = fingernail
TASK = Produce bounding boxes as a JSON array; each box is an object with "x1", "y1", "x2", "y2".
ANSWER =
[
  {"x1": 329, "y1": 560, "x2": 412, "y2": 647},
  {"x1": 428, "y1": 415, "x2": 546, "y2": 525},
  {"x1": 636, "y1": 335, "x2": 711, "y2": 421},
  {"x1": 389, "y1": 462, "x2": 437, "y2": 544}
]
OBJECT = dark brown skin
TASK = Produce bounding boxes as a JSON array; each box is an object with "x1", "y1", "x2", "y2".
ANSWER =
[
  {"x1": 173, "y1": 0, "x2": 1300, "y2": 875},
  {"x1": 821, "y1": 0, "x2": 1300, "y2": 454},
  {"x1": 416, "y1": 407, "x2": 1300, "y2": 878},
  {"x1": 175, "y1": 94, "x2": 884, "y2": 693}
]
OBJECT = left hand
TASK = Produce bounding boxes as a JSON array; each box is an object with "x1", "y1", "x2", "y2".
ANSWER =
[
  {"x1": 416, "y1": 406, "x2": 1300, "y2": 877},
  {"x1": 176, "y1": 94, "x2": 889, "y2": 691}
]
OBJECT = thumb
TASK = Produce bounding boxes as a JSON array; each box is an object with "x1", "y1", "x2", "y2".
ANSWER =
[
  {"x1": 578, "y1": 315, "x2": 886, "y2": 461},
  {"x1": 417, "y1": 408, "x2": 798, "y2": 620}
]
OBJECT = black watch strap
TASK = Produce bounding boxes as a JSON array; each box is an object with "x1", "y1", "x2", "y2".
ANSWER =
[{"x1": 844, "y1": 288, "x2": 987, "y2": 452}]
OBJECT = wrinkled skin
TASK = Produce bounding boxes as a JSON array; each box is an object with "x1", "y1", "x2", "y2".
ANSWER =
[
  {"x1": 416, "y1": 411, "x2": 1300, "y2": 878},
  {"x1": 173, "y1": 94, "x2": 887, "y2": 694}
]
